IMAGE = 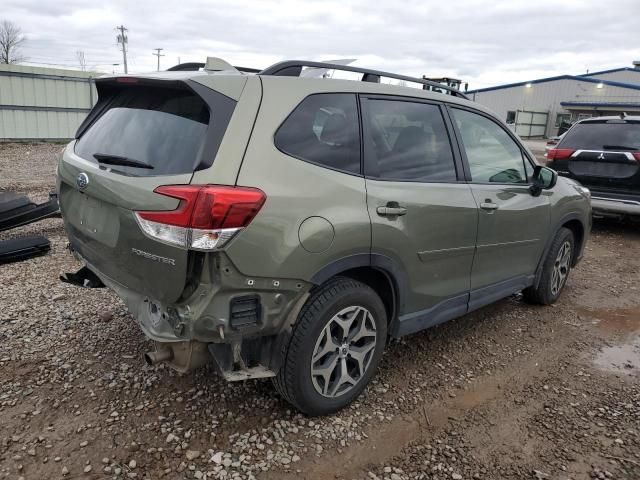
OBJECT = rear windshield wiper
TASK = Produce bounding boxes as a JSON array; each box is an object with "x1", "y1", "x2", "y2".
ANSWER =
[
  {"x1": 602, "y1": 145, "x2": 639, "y2": 151},
  {"x1": 93, "y1": 153, "x2": 154, "y2": 169}
]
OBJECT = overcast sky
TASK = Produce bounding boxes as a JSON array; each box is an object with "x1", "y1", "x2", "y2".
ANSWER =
[{"x1": 3, "y1": 0, "x2": 639, "y2": 89}]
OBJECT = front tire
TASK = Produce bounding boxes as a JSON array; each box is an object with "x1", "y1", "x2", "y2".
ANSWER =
[
  {"x1": 523, "y1": 227, "x2": 575, "y2": 305},
  {"x1": 273, "y1": 277, "x2": 387, "y2": 416}
]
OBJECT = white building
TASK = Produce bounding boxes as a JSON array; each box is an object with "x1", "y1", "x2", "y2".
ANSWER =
[
  {"x1": 0, "y1": 64, "x2": 97, "y2": 141},
  {"x1": 466, "y1": 63, "x2": 640, "y2": 138}
]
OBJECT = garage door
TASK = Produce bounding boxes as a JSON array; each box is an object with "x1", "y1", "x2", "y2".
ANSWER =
[{"x1": 514, "y1": 110, "x2": 548, "y2": 138}]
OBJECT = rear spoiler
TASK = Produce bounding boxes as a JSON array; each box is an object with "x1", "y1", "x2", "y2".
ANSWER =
[
  {"x1": 167, "y1": 62, "x2": 260, "y2": 74},
  {"x1": 75, "y1": 77, "x2": 204, "y2": 139}
]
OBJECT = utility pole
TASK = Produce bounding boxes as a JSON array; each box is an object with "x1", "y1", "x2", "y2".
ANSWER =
[
  {"x1": 116, "y1": 25, "x2": 128, "y2": 74},
  {"x1": 153, "y1": 48, "x2": 165, "y2": 71},
  {"x1": 76, "y1": 50, "x2": 86, "y2": 71}
]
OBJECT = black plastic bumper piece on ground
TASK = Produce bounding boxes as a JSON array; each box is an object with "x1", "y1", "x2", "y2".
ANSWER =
[
  {"x1": 0, "y1": 236, "x2": 50, "y2": 264},
  {"x1": 59, "y1": 266, "x2": 105, "y2": 288},
  {"x1": 0, "y1": 191, "x2": 60, "y2": 232}
]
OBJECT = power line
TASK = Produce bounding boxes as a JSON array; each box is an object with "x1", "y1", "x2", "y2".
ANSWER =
[
  {"x1": 116, "y1": 25, "x2": 128, "y2": 74},
  {"x1": 152, "y1": 48, "x2": 165, "y2": 71}
]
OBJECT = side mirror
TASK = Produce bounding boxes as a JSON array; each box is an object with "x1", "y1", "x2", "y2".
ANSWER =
[{"x1": 530, "y1": 166, "x2": 557, "y2": 196}]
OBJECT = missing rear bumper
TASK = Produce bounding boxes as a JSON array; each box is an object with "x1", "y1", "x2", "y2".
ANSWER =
[
  {"x1": 208, "y1": 339, "x2": 278, "y2": 381},
  {"x1": 144, "y1": 339, "x2": 279, "y2": 379},
  {"x1": 145, "y1": 341, "x2": 210, "y2": 373}
]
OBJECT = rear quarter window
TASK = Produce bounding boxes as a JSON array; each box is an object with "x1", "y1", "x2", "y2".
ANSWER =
[
  {"x1": 274, "y1": 93, "x2": 361, "y2": 174},
  {"x1": 75, "y1": 84, "x2": 221, "y2": 176}
]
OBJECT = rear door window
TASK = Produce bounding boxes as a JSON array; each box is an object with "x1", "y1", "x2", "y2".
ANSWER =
[
  {"x1": 559, "y1": 121, "x2": 640, "y2": 151},
  {"x1": 75, "y1": 85, "x2": 212, "y2": 176},
  {"x1": 362, "y1": 99, "x2": 457, "y2": 182},
  {"x1": 275, "y1": 93, "x2": 361, "y2": 174}
]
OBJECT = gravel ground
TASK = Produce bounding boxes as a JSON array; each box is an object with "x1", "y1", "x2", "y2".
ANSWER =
[{"x1": 1, "y1": 143, "x2": 639, "y2": 480}]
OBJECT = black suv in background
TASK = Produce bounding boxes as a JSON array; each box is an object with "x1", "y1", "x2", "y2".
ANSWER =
[{"x1": 546, "y1": 115, "x2": 640, "y2": 218}]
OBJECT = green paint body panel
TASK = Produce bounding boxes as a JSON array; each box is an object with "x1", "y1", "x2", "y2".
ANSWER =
[
  {"x1": 468, "y1": 183, "x2": 550, "y2": 289},
  {"x1": 191, "y1": 76, "x2": 260, "y2": 186},
  {"x1": 191, "y1": 74, "x2": 247, "y2": 101},
  {"x1": 366, "y1": 181, "x2": 477, "y2": 313},
  {"x1": 57, "y1": 68, "x2": 591, "y2": 375},
  {"x1": 298, "y1": 216, "x2": 335, "y2": 253},
  {"x1": 58, "y1": 142, "x2": 192, "y2": 303}
]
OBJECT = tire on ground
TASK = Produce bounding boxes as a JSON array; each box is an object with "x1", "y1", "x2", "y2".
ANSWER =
[
  {"x1": 273, "y1": 276, "x2": 387, "y2": 416},
  {"x1": 523, "y1": 227, "x2": 575, "y2": 305}
]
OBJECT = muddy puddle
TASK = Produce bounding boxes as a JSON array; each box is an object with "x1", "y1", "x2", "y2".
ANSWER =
[
  {"x1": 577, "y1": 305, "x2": 640, "y2": 334},
  {"x1": 593, "y1": 337, "x2": 640, "y2": 375},
  {"x1": 579, "y1": 305, "x2": 640, "y2": 375}
]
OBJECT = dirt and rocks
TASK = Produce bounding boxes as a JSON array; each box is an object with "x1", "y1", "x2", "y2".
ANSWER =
[{"x1": 1, "y1": 143, "x2": 639, "y2": 480}]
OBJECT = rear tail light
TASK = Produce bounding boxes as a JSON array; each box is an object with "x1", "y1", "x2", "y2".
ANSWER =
[
  {"x1": 545, "y1": 148, "x2": 575, "y2": 160},
  {"x1": 135, "y1": 185, "x2": 266, "y2": 251},
  {"x1": 633, "y1": 152, "x2": 640, "y2": 161}
]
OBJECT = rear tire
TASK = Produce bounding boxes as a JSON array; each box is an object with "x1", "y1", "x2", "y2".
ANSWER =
[
  {"x1": 273, "y1": 276, "x2": 387, "y2": 416},
  {"x1": 523, "y1": 227, "x2": 575, "y2": 305}
]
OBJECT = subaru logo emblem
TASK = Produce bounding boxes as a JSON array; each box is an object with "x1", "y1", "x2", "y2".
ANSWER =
[
  {"x1": 597, "y1": 153, "x2": 605, "y2": 160},
  {"x1": 76, "y1": 172, "x2": 89, "y2": 190}
]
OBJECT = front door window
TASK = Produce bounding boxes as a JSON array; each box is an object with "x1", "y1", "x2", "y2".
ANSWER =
[{"x1": 451, "y1": 108, "x2": 529, "y2": 184}]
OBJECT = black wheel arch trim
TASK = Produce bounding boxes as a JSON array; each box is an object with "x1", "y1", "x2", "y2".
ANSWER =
[
  {"x1": 534, "y1": 212, "x2": 587, "y2": 288},
  {"x1": 308, "y1": 253, "x2": 409, "y2": 322}
]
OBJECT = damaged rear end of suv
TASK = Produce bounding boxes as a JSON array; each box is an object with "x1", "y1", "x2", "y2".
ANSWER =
[{"x1": 57, "y1": 61, "x2": 310, "y2": 382}]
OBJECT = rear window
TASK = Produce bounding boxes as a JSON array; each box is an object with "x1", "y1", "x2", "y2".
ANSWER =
[
  {"x1": 75, "y1": 85, "x2": 211, "y2": 176},
  {"x1": 560, "y1": 121, "x2": 640, "y2": 151}
]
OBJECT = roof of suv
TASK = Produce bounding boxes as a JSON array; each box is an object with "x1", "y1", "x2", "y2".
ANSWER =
[
  {"x1": 96, "y1": 58, "x2": 483, "y2": 112},
  {"x1": 577, "y1": 115, "x2": 640, "y2": 123}
]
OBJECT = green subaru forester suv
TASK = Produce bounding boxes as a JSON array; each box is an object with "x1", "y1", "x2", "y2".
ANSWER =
[{"x1": 57, "y1": 58, "x2": 591, "y2": 415}]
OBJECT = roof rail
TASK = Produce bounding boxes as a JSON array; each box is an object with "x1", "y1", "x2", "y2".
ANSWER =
[{"x1": 259, "y1": 60, "x2": 469, "y2": 99}]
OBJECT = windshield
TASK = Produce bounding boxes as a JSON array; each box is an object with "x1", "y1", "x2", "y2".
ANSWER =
[
  {"x1": 560, "y1": 121, "x2": 640, "y2": 151},
  {"x1": 75, "y1": 85, "x2": 210, "y2": 176}
]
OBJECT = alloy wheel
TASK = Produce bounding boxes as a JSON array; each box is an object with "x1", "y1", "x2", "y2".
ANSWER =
[
  {"x1": 551, "y1": 240, "x2": 572, "y2": 296},
  {"x1": 310, "y1": 305, "x2": 378, "y2": 398}
]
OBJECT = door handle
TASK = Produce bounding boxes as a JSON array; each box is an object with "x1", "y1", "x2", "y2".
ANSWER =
[
  {"x1": 377, "y1": 203, "x2": 407, "y2": 217},
  {"x1": 480, "y1": 201, "x2": 499, "y2": 211}
]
